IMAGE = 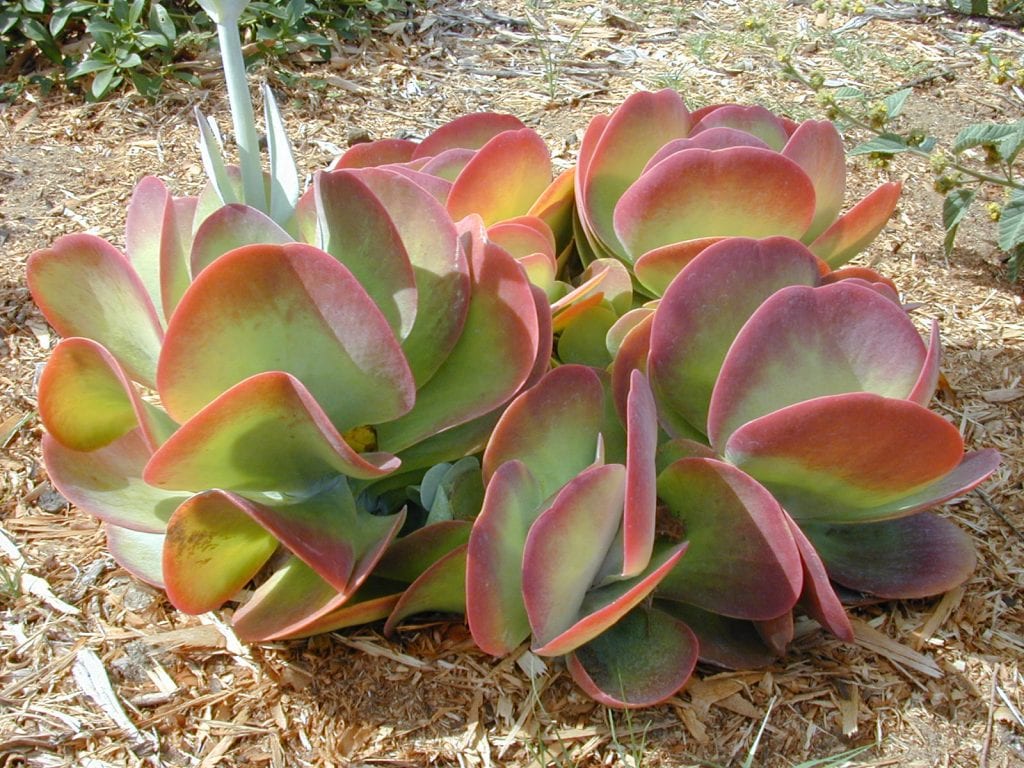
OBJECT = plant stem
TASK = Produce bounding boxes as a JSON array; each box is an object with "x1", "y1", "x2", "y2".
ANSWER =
[{"x1": 217, "y1": 20, "x2": 265, "y2": 210}]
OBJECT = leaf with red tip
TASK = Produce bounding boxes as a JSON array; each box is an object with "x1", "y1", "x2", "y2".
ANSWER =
[
  {"x1": 785, "y1": 516, "x2": 853, "y2": 641},
  {"x1": 466, "y1": 461, "x2": 543, "y2": 655},
  {"x1": 40, "y1": 338, "x2": 175, "y2": 452},
  {"x1": 528, "y1": 167, "x2": 575, "y2": 246},
  {"x1": 690, "y1": 104, "x2": 790, "y2": 150},
  {"x1": 278, "y1": 579, "x2": 405, "y2": 639},
  {"x1": 482, "y1": 365, "x2": 604, "y2": 498},
  {"x1": 613, "y1": 148, "x2": 816, "y2": 261},
  {"x1": 43, "y1": 430, "x2": 188, "y2": 533},
  {"x1": 609, "y1": 312, "x2": 653, "y2": 427},
  {"x1": 644, "y1": 129, "x2": 773, "y2": 173},
  {"x1": 781, "y1": 120, "x2": 847, "y2": 242},
  {"x1": 105, "y1": 524, "x2": 166, "y2": 587},
  {"x1": 159, "y1": 195, "x2": 198, "y2": 319},
  {"x1": 332, "y1": 138, "x2": 417, "y2": 169},
  {"x1": 375, "y1": 521, "x2": 472, "y2": 582},
  {"x1": 157, "y1": 243, "x2": 415, "y2": 429},
  {"x1": 190, "y1": 203, "x2": 292, "y2": 276},
  {"x1": 420, "y1": 147, "x2": 476, "y2": 181},
  {"x1": 708, "y1": 282, "x2": 930, "y2": 449},
  {"x1": 447, "y1": 129, "x2": 552, "y2": 226},
  {"x1": 655, "y1": 600, "x2": 775, "y2": 669},
  {"x1": 656, "y1": 458, "x2": 802, "y2": 620},
  {"x1": 649, "y1": 237, "x2": 823, "y2": 437},
  {"x1": 146, "y1": 372, "x2": 400, "y2": 494},
  {"x1": 487, "y1": 218, "x2": 556, "y2": 261},
  {"x1": 810, "y1": 182, "x2": 902, "y2": 267},
  {"x1": 383, "y1": 544, "x2": 468, "y2": 635},
  {"x1": 124, "y1": 176, "x2": 171, "y2": 321},
  {"x1": 908, "y1": 320, "x2": 942, "y2": 406},
  {"x1": 522, "y1": 464, "x2": 626, "y2": 650},
  {"x1": 28, "y1": 234, "x2": 164, "y2": 387},
  {"x1": 803, "y1": 512, "x2": 977, "y2": 599},
  {"x1": 633, "y1": 237, "x2": 726, "y2": 296},
  {"x1": 567, "y1": 605, "x2": 698, "y2": 709},
  {"x1": 385, "y1": 166, "x2": 453, "y2": 204},
  {"x1": 413, "y1": 112, "x2": 526, "y2": 159},
  {"x1": 622, "y1": 371, "x2": 658, "y2": 577},
  {"x1": 162, "y1": 491, "x2": 280, "y2": 614}
]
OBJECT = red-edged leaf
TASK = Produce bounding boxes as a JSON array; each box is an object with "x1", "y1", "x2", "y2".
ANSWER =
[
  {"x1": 908, "y1": 320, "x2": 942, "y2": 406},
  {"x1": 622, "y1": 370, "x2": 658, "y2": 577},
  {"x1": 809, "y1": 182, "x2": 902, "y2": 267},
  {"x1": 332, "y1": 138, "x2": 417, "y2": 169},
  {"x1": 383, "y1": 544, "x2": 468, "y2": 635},
  {"x1": 781, "y1": 120, "x2": 847, "y2": 242},
  {"x1": 643, "y1": 129, "x2": 773, "y2": 172},
  {"x1": 158, "y1": 195, "x2": 198, "y2": 319},
  {"x1": 105, "y1": 523, "x2": 166, "y2": 587},
  {"x1": 690, "y1": 104, "x2": 790, "y2": 150},
  {"x1": 124, "y1": 176, "x2": 171, "y2": 322},
  {"x1": 655, "y1": 600, "x2": 776, "y2": 670},
  {"x1": 190, "y1": 203, "x2": 292, "y2": 276},
  {"x1": 413, "y1": 112, "x2": 526, "y2": 159},
  {"x1": 785, "y1": 516, "x2": 853, "y2": 641},
  {"x1": 274, "y1": 578, "x2": 404, "y2": 639},
  {"x1": 528, "y1": 167, "x2": 575, "y2": 247},
  {"x1": 376, "y1": 520, "x2": 472, "y2": 583},
  {"x1": 633, "y1": 237, "x2": 726, "y2": 296}
]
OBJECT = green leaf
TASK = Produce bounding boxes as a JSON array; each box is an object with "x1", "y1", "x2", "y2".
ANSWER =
[
  {"x1": 24, "y1": 0, "x2": 45, "y2": 13},
  {"x1": 952, "y1": 121, "x2": 1024, "y2": 162},
  {"x1": 998, "y1": 189, "x2": 1024, "y2": 252},
  {"x1": 128, "y1": 0, "x2": 145, "y2": 26},
  {"x1": 849, "y1": 133, "x2": 909, "y2": 156},
  {"x1": 883, "y1": 88, "x2": 912, "y2": 120},
  {"x1": 149, "y1": 2, "x2": 176, "y2": 41},
  {"x1": 19, "y1": 16, "x2": 49, "y2": 42},
  {"x1": 942, "y1": 188, "x2": 975, "y2": 257},
  {"x1": 66, "y1": 58, "x2": 113, "y2": 79},
  {"x1": 91, "y1": 66, "x2": 119, "y2": 100}
]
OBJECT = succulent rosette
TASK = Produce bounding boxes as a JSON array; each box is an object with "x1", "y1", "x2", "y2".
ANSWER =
[
  {"x1": 29, "y1": 168, "x2": 546, "y2": 641},
  {"x1": 574, "y1": 89, "x2": 903, "y2": 296}
]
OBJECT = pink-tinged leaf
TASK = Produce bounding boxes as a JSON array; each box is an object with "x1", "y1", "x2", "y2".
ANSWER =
[
  {"x1": 649, "y1": 237, "x2": 823, "y2": 438},
  {"x1": 28, "y1": 234, "x2": 164, "y2": 387},
  {"x1": 656, "y1": 458, "x2": 802, "y2": 620},
  {"x1": 656, "y1": 439, "x2": 717, "y2": 475},
  {"x1": 124, "y1": 176, "x2": 171, "y2": 321},
  {"x1": 528, "y1": 167, "x2": 575, "y2": 247},
  {"x1": 391, "y1": 411, "x2": 501, "y2": 477},
  {"x1": 163, "y1": 490, "x2": 279, "y2": 614},
  {"x1": 781, "y1": 120, "x2": 847, "y2": 242},
  {"x1": 708, "y1": 282, "x2": 930, "y2": 449},
  {"x1": 755, "y1": 612, "x2": 793, "y2": 657},
  {"x1": 557, "y1": 305, "x2": 617, "y2": 368},
  {"x1": 314, "y1": 170, "x2": 418, "y2": 340},
  {"x1": 578, "y1": 90, "x2": 692, "y2": 260},
  {"x1": 376, "y1": 520, "x2": 472, "y2": 582},
  {"x1": 803, "y1": 512, "x2": 977, "y2": 599},
  {"x1": 40, "y1": 338, "x2": 175, "y2": 452},
  {"x1": 533, "y1": 543, "x2": 687, "y2": 657},
  {"x1": 908, "y1": 320, "x2": 942, "y2": 406},
  {"x1": 104, "y1": 524, "x2": 165, "y2": 587},
  {"x1": 614, "y1": 148, "x2": 816, "y2": 261},
  {"x1": 190, "y1": 203, "x2": 292, "y2": 276},
  {"x1": 609, "y1": 313, "x2": 654, "y2": 432},
  {"x1": 785, "y1": 516, "x2": 853, "y2": 641},
  {"x1": 690, "y1": 104, "x2": 790, "y2": 150},
  {"x1": 275, "y1": 578, "x2": 404, "y2": 639},
  {"x1": 146, "y1": 372, "x2": 401, "y2": 494},
  {"x1": 725, "y1": 393, "x2": 966, "y2": 519},
  {"x1": 420, "y1": 147, "x2": 476, "y2": 182},
  {"x1": 467, "y1": 461, "x2": 543, "y2": 656},
  {"x1": 579, "y1": 259, "x2": 634, "y2": 315},
  {"x1": 809, "y1": 182, "x2": 902, "y2": 267},
  {"x1": 655, "y1": 600, "x2": 775, "y2": 669},
  {"x1": 43, "y1": 430, "x2": 187, "y2": 533},
  {"x1": 157, "y1": 243, "x2": 415, "y2": 429},
  {"x1": 447, "y1": 129, "x2": 553, "y2": 226},
  {"x1": 385, "y1": 166, "x2": 453, "y2": 204},
  {"x1": 482, "y1": 365, "x2": 604, "y2": 498},
  {"x1": 383, "y1": 543, "x2": 468, "y2": 635},
  {"x1": 487, "y1": 218, "x2": 556, "y2": 261},
  {"x1": 622, "y1": 371, "x2": 658, "y2": 578},
  {"x1": 376, "y1": 218, "x2": 539, "y2": 453},
  {"x1": 413, "y1": 112, "x2": 526, "y2": 159},
  {"x1": 332, "y1": 138, "x2": 417, "y2": 169},
  {"x1": 522, "y1": 464, "x2": 626, "y2": 650},
  {"x1": 643, "y1": 129, "x2": 773, "y2": 173},
  {"x1": 523, "y1": 283, "x2": 554, "y2": 391},
  {"x1": 567, "y1": 605, "x2": 698, "y2": 709},
  {"x1": 345, "y1": 168, "x2": 470, "y2": 387},
  {"x1": 633, "y1": 237, "x2": 727, "y2": 296},
  {"x1": 159, "y1": 195, "x2": 198, "y2": 319}
]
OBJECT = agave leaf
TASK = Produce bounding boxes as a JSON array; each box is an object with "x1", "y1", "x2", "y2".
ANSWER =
[
  {"x1": 157, "y1": 242, "x2": 415, "y2": 429},
  {"x1": 124, "y1": 176, "x2": 171, "y2": 322},
  {"x1": 383, "y1": 543, "x2": 468, "y2": 634},
  {"x1": 194, "y1": 107, "x2": 240, "y2": 209},
  {"x1": 376, "y1": 520, "x2": 472, "y2": 582},
  {"x1": 781, "y1": 120, "x2": 847, "y2": 242},
  {"x1": 809, "y1": 182, "x2": 902, "y2": 267},
  {"x1": 28, "y1": 234, "x2": 164, "y2": 387},
  {"x1": 622, "y1": 370, "x2": 658, "y2": 577},
  {"x1": 42, "y1": 430, "x2": 188, "y2": 533},
  {"x1": 785, "y1": 516, "x2": 853, "y2": 641},
  {"x1": 802, "y1": 513, "x2": 977, "y2": 599},
  {"x1": 707, "y1": 282, "x2": 930, "y2": 449},
  {"x1": 145, "y1": 372, "x2": 401, "y2": 494},
  {"x1": 332, "y1": 138, "x2": 417, "y2": 169},
  {"x1": 655, "y1": 600, "x2": 776, "y2": 669},
  {"x1": 724, "y1": 393, "x2": 968, "y2": 520},
  {"x1": 162, "y1": 490, "x2": 280, "y2": 614},
  {"x1": 261, "y1": 83, "x2": 300, "y2": 225},
  {"x1": 446, "y1": 129, "x2": 553, "y2": 226},
  {"x1": 190, "y1": 203, "x2": 292, "y2": 276},
  {"x1": 613, "y1": 147, "x2": 816, "y2": 261},
  {"x1": 314, "y1": 171, "x2": 418, "y2": 340},
  {"x1": 104, "y1": 523, "x2": 166, "y2": 587},
  {"x1": 482, "y1": 364, "x2": 604, "y2": 498},
  {"x1": 412, "y1": 112, "x2": 526, "y2": 159},
  {"x1": 632, "y1": 237, "x2": 727, "y2": 296},
  {"x1": 690, "y1": 104, "x2": 790, "y2": 150},
  {"x1": 648, "y1": 237, "x2": 823, "y2": 437},
  {"x1": 466, "y1": 461, "x2": 543, "y2": 655},
  {"x1": 40, "y1": 338, "x2": 176, "y2": 452},
  {"x1": 566, "y1": 605, "x2": 699, "y2": 709},
  {"x1": 656, "y1": 458, "x2": 801, "y2": 620}
]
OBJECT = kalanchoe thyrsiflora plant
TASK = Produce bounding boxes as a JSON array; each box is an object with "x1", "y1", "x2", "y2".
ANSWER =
[
  {"x1": 28, "y1": 167, "x2": 548, "y2": 641},
  {"x1": 574, "y1": 89, "x2": 904, "y2": 296}
]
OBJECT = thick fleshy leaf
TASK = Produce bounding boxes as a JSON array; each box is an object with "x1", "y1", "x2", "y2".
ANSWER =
[
  {"x1": 376, "y1": 218, "x2": 539, "y2": 453},
  {"x1": 446, "y1": 129, "x2": 552, "y2": 226},
  {"x1": 908, "y1": 320, "x2": 942, "y2": 406},
  {"x1": 567, "y1": 606, "x2": 699, "y2": 709},
  {"x1": 482, "y1": 364, "x2": 604, "y2": 498},
  {"x1": 412, "y1": 112, "x2": 526, "y2": 159},
  {"x1": 275, "y1": 578, "x2": 404, "y2": 639},
  {"x1": 383, "y1": 544, "x2": 468, "y2": 634},
  {"x1": 622, "y1": 371, "x2": 658, "y2": 577},
  {"x1": 28, "y1": 234, "x2": 164, "y2": 387},
  {"x1": 690, "y1": 104, "x2": 790, "y2": 150},
  {"x1": 314, "y1": 170, "x2": 418, "y2": 340},
  {"x1": 466, "y1": 461, "x2": 543, "y2": 655},
  {"x1": 557, "y1": 305, "x2": 617, "y2": 367},
  {"x1": 39, "y1": 338, "x2": 175, "y2": 452},
  {"x1": 157, "y1": 242, "x2": 415, "y2": 429},
  {"x1": 43, "y1": 430, "x2": 188, "y2": 533},
  {"x1": 725, "y1": 393, "x2": 967, "y2": 520},
  {"x1": 613, "y1": 148, "x2": 816, "y2": 260},
  {"x1": 528, "y1": 167, "x2": 575, "y2": 246},
  {"x1": 609, "y1": 312, "x2": 653, "y2": 427},
  {"x1": 190, "y1": 203, "x2": 292, "y2": 276},
  {"x1": 420, "y1": 148, "x2": 476, "y2": 182},
  {"x1": 487, "y1": 218, "x2": 556, "y2": 262},
  {"x1": 145, "y1": 372, "x2": 401, "y2": 494},
  {"x1": 376, "y1": 520, "x2": 472, "y2": 582},
  {"x1": 124, "y1": 176, "x2": 171, "y2": 321},
  {"x1": 649, "y1": 237, "x2": 823, "y2": 436},
  {"x1": 655, "y1": 600, "x2": 775, "y2": 669},
  {"x1": 632, "y1": 237, "x2": 727, "y2": 297},
  {"x1": 656, "y1": 458, "x2": 801, "y2": 620},
  {"x1": 708, "y1": 282, "x2": 930, "y2": 449},
  {"x1": 105, "y1": 524, "x2": 165, "y2": 587},
  {"x1": 785, "y1": 516, "x2": 853, "y2": 641},
  {"x1": 781, "y1": 120, "x2": 847, "y2": 242},
  {"x1": 755, "y1": 612, "x2": 794, "y2": 657},
  {"x1": 522, "y1": 464, "x2": 626, "y2": 649},
  {"x1": 163, "y1": 491, "x2": 280, "y2": 614},
  {"x1": 803, "y1": 512, "x2": 977, "y2": 599},
  {"x1": 332, "y1": 138, "x2": 417, "y2": 169},
  {"x1": 158, "y1": 195, "x2": 198, "y2": 320},
  {"x1": 578, "y1": 259, "x2": 634, "y2": 315},
  {"x1": 643, "y1": 129, "x2": 773, "y2": 172},
  {"x1": 809, "y1": 182, "x2": 902, "y2": 267}
]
